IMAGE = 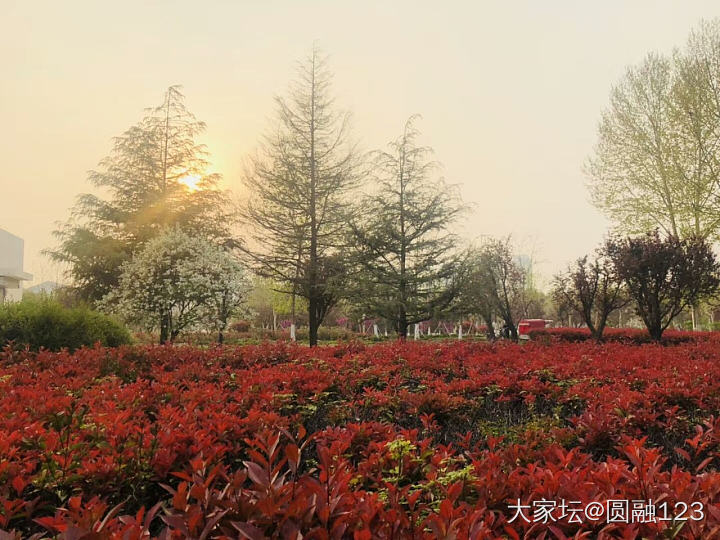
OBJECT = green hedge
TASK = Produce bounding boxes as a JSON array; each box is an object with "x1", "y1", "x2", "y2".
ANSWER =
[{"x1": 0, "y1": 298, "x2": 131, "y2": 351}]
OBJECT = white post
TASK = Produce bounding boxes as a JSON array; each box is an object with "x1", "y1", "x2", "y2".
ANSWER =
[
  {"x1": 691, "y1": 306, "x2": 696, "y2": 331},
  {"x1": 290, "y1": 323, "x2": 296, "y2": 341},
  {"x1": 373, "y1": 324, "x2": 379, "y2": 338},
  {"x1": 414, "y1": 324, "x2": 420, "y2": 340},
  {"x1": 458, "y1": 322, "x2": 463, "y2": 340}
]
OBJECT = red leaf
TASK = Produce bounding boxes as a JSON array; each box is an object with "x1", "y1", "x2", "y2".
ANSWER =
[
  {"x1": 173, "y1": 482, "x2": 188, "y2": 511},
  {"x1": 11, "y1": 476, "x2": 26, "y2": 495},
  {"x1": 232, "y1": 521, "x2": 266, "y2": 540},
  {"x1": 244, "y1": 461, "x2": 270, "y2": 489}
]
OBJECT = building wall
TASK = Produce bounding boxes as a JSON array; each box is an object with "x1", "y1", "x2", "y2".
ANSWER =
[
  {"x1": 0, "y1": 229, "x2": 24, "y2": 270},
  {"x1": 0, "y1": 276, "x2": 22, "y2": 302},
  {"x1": 0, "y1": 229, "x2": 31, "y2": 302},
  {"x1": 3, "y1": 285, "x2": 22, "y2": 302}
]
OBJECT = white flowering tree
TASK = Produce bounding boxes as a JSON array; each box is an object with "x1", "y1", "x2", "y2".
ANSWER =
[
  {"x1": 201, "y1": 250, "x2": 251, "y2": 344},
  {"x1": 102, "y1": 228, "x2": 248, "y2": 343}
]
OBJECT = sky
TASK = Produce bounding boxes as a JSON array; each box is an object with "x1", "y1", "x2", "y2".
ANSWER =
[{"x1": 3, "y1": 0, "x2": 720, "y2": 288}]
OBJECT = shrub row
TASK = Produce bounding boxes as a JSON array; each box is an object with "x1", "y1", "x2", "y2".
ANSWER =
[
  {"x1": 527, "y1": 326, "x2": 708, "y2": 344},
  {"x1": 0, "y1": 298, "x2": 131, "y2": 351},
  {"x1": 177, "y1": 325, "x2": 362, "y2": 345},
  {"x1": 2, "y1": 339, "x2": 720, "y2": 536}
]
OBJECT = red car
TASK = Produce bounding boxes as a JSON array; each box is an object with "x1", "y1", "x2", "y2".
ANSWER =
[{"x1": 518, "y1": 319, "x2": 553, "y2": 340}]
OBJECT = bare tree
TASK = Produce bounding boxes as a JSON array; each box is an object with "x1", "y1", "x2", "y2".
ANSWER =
[
  {"x1": 241, "y1": 47, "x2": 358, "y2": 346},
  {"x1": 475, "y1": 237, "x2": 527, "y2": 341},
  {"x1": 552, "y1": 252, "x2": 629, "y2": 341},
  {"x1": 460, "y1": 247, "x2": 499, "y2": 339}
]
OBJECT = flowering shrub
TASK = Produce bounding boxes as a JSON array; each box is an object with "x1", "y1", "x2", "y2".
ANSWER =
[{"x1": 2, "y1": 338, "x2": 720, "y2": 537}]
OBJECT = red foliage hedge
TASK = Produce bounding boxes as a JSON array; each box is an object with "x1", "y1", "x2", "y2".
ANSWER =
[
  {"x1": 3, "y1": 338, "x2": 720, "y2": 537},
  {"x1": 528, "y1": 327, "x2": 709, "y2": 344}
]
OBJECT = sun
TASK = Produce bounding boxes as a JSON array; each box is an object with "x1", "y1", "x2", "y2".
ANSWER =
[{"x1": 178, "y1": 174, "x2": 202, "y2": 192}]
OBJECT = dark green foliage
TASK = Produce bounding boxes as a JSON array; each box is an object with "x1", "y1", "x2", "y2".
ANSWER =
[
  {"x1": 0, "y1": 298, "x2": 131, "y2": 351},
  {"x1": 242, "y1": 48, "x2": 358, "y2": 346},
  {"x1": 47, "y1": 86, "x2": 235, "y2": 304},
  {"x1": 350, "y1": 116, "x2": 465, "y2": 338}
]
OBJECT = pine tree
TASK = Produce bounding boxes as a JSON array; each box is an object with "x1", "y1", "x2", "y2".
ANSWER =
[
  {"x1": 48, "y1": 86, "x2": 234, "y2": 303},
  {"x1": 242, "y1": 47, "x2": 358, "y2": 346},
  {"x1": 351, "y1": 116, "x2": 465, "y2": 338}
]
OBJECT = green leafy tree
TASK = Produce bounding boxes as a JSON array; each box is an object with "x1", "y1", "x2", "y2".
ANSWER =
[
  {"x1": 48, "y1": 86, "x2": 235, "y2": 303},
  {"x1": 247, "y1": 277, "x2": 308, "y2": 330},
  {"x1": 350, "y1": 116, "x2": 465, "y2": 338},
  {"x1": 242, "y1": 47, "x2": 358, "y2": 346},
  {"x1": 201, "y1": 252, "x2": 251, "y2": 344},
  {"x1": 587, "y1": 20, "x2": 720, "y2": 241}
]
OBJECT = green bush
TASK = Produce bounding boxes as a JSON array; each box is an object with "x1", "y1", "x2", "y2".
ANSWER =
[{"x1": 0, "y1": 298, "x2": 131, "y2": 351}]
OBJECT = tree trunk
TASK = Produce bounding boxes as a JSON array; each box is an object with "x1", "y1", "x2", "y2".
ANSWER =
[
  {"x1": 398, "y1": 321, "x2": 408, "y2": 340},
  {"x1": 218, "y1": 296, "x2": 227, "y2": 344},
  {"x1": 593, "y1": 319, "x2": 606, "y2": 342},
  {"x1": 691, "y1": 305, "x2": 696, "y2": 331},
  {"x1": 504, "y1": 314, "x2": 518, "y2": 341},
  {"x1": 160, "y1": 311, "x2": 170, "y2": 344},
  {"x1": 308, "y1": 49, "x2": 319, "y2": 348},
  {"x1": 309, "y1": 298, "x2": 319, "y2": 346},
  {"x1": 649, "y1": 324, "x2": 663, "y2": 342},
  {"x1": 646, "y1": 308, "x2": 663, "y2": 341},
  {"x1": 484, "y1": 315, "x2": 495, "y2": 341}
]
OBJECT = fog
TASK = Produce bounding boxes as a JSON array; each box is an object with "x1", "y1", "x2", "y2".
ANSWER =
[{"x1": 3, "y1": 0, "x2": 720, "y2": 286}]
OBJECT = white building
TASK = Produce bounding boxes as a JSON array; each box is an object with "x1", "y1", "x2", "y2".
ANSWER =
[{"x1": 0, "y1": 229, "x2": 32, "y2": 302}]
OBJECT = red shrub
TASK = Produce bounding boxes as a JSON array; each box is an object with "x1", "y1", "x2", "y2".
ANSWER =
[
  {"x1": 2, "y1": 338, "x2": 720, "y2": 537},
  {"x1": 529, "y1": 326, "x2": 709, "y2": 344}
]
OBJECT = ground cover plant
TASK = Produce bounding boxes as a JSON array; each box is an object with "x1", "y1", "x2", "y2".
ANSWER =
[{"x1": 3, "y1": 338, "x2": 720, "y2": 538}]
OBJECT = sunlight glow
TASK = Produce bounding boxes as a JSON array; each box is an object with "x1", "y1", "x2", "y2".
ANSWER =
[{"x1": 178, "y1": 174, "x2": 202, "y2": 192}]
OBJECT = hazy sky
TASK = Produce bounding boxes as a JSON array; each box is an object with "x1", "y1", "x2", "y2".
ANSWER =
[{"x1": 3, "y1": 0, "x2": 720, "y2": 287}]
